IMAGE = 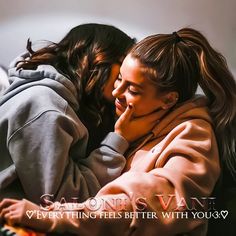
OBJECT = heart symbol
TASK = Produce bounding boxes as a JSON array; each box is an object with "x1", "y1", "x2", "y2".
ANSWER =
[
  {"x1": 220, "y1": 210, "x2": 228, "y2": 219},
  {"x1": 26, "y1": 210, "x2": 35, "y2": 219}
]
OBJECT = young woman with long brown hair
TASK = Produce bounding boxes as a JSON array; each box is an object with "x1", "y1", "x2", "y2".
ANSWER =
[
  {"x1": 0, "y1": 23, "x2": 135, "y2": 204},
  {"x1": 1, "y1": 27, "x2": 235, "y2": 236}
]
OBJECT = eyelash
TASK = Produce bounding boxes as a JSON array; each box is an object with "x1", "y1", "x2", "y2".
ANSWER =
[
  {"x1": 128, "y1": 87, "x2": 140, "y2": 95},
  {"x1": 116, "y1": 77, "x2": 140, "y2": 95}
]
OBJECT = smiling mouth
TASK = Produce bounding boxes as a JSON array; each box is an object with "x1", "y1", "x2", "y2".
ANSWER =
[{"x1": 115, "y1": 99, "x2": 126, "y2": 111}]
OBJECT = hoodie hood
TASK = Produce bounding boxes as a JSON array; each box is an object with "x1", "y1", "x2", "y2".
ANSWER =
[
  {"x1": 127, "y1": 96, "x2": 212, "y2": 157},
  {"x1": 0, "y1": 52, "x2": 79, "y2": 111},
  {"x1": 152, "y1": 95, "x2": 211, "y2": 139}
]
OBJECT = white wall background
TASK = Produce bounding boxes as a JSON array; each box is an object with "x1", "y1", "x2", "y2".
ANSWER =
[{"x1": 0, "y1": 0, "x2": 236, "y2": 76}]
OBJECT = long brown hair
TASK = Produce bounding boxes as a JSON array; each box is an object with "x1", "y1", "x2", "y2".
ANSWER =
[
  {"x1": 130, "y1": 28, "x2": 236, "y2": 180},
  {"x1": 17, "y1": 23, "x2": 135, "y2": 126}
]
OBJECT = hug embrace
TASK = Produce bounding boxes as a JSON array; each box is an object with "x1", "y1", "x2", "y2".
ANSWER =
[{"x1": 0, "y1": 24, "x2": 236, "y2": 236}]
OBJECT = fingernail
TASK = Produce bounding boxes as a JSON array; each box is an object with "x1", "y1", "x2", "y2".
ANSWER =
[{"x1": 128, "y1": 103, "x2": 133, "y2": 109}]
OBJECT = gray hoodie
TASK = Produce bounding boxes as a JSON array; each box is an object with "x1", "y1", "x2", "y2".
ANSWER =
[
  {"x1": 0, "y1": 54, "x2": 128, "y2": 204},
  {"x1": 0, "y1": 66, "x2": 9, "y2": 96}
]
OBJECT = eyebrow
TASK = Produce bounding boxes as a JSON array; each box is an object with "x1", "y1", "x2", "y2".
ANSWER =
[{"x1": 119, "y1": 72, "x2": 143, "y2": 89}]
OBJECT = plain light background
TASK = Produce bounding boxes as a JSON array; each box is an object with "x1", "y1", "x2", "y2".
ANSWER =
[{"x1": 0, "y1": 0, "x2": 235, "y2": 76}]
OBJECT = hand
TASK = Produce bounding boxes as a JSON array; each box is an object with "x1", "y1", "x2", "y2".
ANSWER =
[
  {"x1": 0, "y1": 198, "x2": 53, "y2": 232},
  {"x1": 0, "y1": 198, "x2": 19, "y2": 225},
  {"x1": 0, "y1": 198, "x2": 40, "y2": 226},
  {"x1": 115, "y1": 104, "x2": 165, "y2": 143}
]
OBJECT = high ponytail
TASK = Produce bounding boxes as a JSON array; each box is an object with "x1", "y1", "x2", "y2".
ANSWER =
[
  {"x1": 131, "y1": 28, "x2": 236, "y2": 180},
  {"x1": 178, "y1": 28, "x2": 236, "y2": 180}
]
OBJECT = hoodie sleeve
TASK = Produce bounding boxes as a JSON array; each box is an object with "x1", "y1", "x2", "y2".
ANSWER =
[
  {"x1": 7, "y1": 108, "x2": 128, "y2": 204},
  {"x1": 48, "y1": 119, "x2": 221, "y2": 236},
  {"x1": 81, "y1": 132, "x2": 129, "y2": 186}
]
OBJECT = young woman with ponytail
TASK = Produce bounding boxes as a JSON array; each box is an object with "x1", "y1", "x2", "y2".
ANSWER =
[{"x1": 0, "y1": 28, "x2": 235, "y2": 236}]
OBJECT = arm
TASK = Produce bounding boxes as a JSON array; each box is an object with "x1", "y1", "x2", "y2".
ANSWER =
[
  {"x1": 81, "y1": 104, "x2": 162, "y2": 186},
  {"x1": 81, "y1": 132, "x2": 129, "y2": 186},
  {"x1": 49, "y1": 119, "x2": 221, "y2": 235},
  {"x1": 8, "y1": 109, "x2": 102, "y2": 203},
  {"x1": 8, "y1": 110, "x2": 126, "y2": 203}
]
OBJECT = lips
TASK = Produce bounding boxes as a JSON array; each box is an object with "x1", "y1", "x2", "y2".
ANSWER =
[{"x1": 115, "y1": 99, "x2": 126, "y2": 111}]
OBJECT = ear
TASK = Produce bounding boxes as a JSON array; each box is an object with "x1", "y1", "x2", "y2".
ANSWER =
[{"x1": 161, "y1": 92, "x2": 179, "y2": 110}]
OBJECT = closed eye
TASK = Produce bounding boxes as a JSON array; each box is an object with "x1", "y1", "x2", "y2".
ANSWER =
[{"x1": 128, "y1": 86, "x2": 141, "y2": 95}]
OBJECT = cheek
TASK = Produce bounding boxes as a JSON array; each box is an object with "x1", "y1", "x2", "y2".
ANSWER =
[
  {"x1": 103, "y1": 64, "x2": 121, "y2": 102},
  {"x1": 132, "y1": 97, "x2": 162, "y2": 117},
  {"x1": 105, "y1": 92, "x2": 115, "y2": 103},
  {"x1": 127, "y1": 97, "x2": 144, "y2": 116},
  {"x1": 103, "y1": 79, "x2": 116, "y2": 102}
]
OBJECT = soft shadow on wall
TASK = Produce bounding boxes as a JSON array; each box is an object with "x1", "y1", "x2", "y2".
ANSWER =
[{"x1": 0, "y1": 0, "x2": 235, "y2": 76}]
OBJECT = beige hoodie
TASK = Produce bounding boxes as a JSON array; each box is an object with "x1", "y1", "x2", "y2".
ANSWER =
[{"x1": 49, "y1": 96, "x2": 221, "y2": 235}]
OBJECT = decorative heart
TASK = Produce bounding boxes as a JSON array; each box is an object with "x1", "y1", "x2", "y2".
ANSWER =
[
  {"x1": 26, "y1": 210, "x2": 35, "y2": 219},
  {"x1": 220, "y1": 210, "x2": 228, "y2": 219}
]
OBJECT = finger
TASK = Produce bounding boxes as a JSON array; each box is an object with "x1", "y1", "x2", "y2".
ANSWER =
[
  {"x1": 0, "y1": 199, "x2": 19, "y2": 211},
  {"x1": 1, "y1": 204, "x2": 18, "y2": 219},
  {"x1": 4, "y1": 211, "x2": 12, "y2": 220},
  {"x1": 5, "y1": 211, "x2": 20, "y2": 222},
  {"x1": 118, "y1": 103, "x2": 134, "y2": 122},
  {"x1": 0, "y1": 207, "x2": 11, "y2": 218},
  {"x1": 4, "y1": 212, "x2": 18, "y2": 226}
]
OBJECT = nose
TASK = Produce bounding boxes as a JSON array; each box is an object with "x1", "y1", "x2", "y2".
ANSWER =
[{"x1": 112, "y1": 82, "x2": 125, "y2": 99}]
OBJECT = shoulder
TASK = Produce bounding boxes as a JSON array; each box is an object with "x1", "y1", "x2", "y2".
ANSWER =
[
  {"x1": 176, "y1": 118, "x2": 213, "y2": 135},
  {"x1": 2, "y1": 85, "x2": 70, "y2": 139},
  {"x1": 175, "y1": 118, "x2": 214, "y2": 138},
  {"x1": 7, "y1": 85, "x2": 68, "y2": 117},
  {"x1": 161, "y1": 119, "x2": 218, "y2": 159},
  {"x1": 170, "y1": 118, "x2": 215, "y2": 144}
]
